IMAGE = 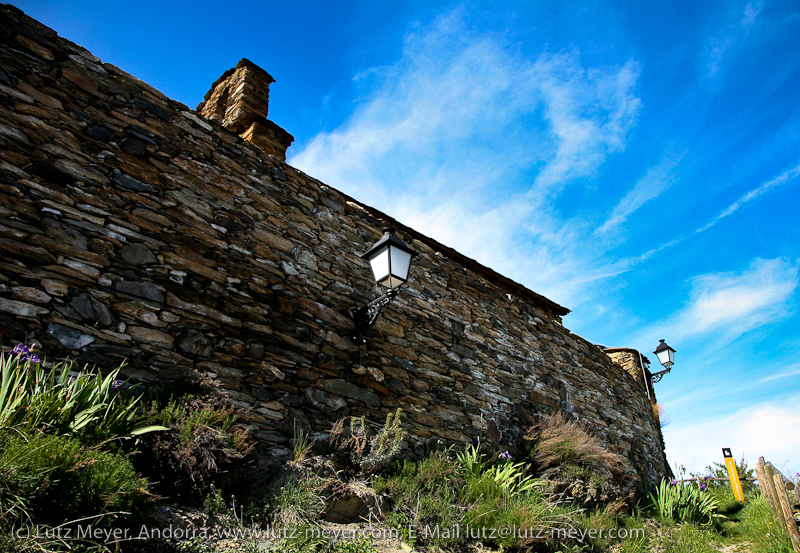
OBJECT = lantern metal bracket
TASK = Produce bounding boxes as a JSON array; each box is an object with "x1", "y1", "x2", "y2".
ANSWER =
[
  {"x1": 650, "y1": 367, "x2": 671, "y2": 384},
  {"x1": 349, "y1": 289, "x2": 399, "y2": 345}
]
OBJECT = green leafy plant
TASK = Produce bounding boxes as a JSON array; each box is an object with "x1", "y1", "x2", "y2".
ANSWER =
[
  {"x1": 154, "y1": 395, "x2": 237, "y2": 445},
  {"x1": 648, "y1": 478, "x2": 724, "y2": 525},
  {"x1": 276, "y1": 524, "x2": 333, "y2": 553},
  {"x1": 455, "y1": 442, "x2": 489, "y2": 479},
  {"x1": 696, "y1": 455, "x2": 757, "y2": 492},
  {"x1": 486, "y1": 453, "x2": 540, "y2": 495},
  {"x1": 329, "y1": 408, "x2": 407, "y2": 476},
  {"x1": 456, "y1": 444, "x2": 539, "y2": 496},
  {"x1": 386, "y1": 511, "x2": 416, "y2": 548},
  {"x1": 0, "y1": 345, "x2": 165, "y2": 441},
  {"x1": 203, "y1": 485, "x2": 227, "y2": 515}
]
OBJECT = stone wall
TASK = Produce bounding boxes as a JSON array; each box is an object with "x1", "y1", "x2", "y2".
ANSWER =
[{"x1": 0, "y1": 5, "x2": 669, "y2": 490}]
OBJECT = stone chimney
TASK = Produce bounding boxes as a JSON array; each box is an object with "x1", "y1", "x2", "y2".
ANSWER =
[
  {"x1": 197, "y1": 58, "x2": 294, "y2": 160},
  {"x1": 604, "y1": 348, "x2": 656, "y2": 405}
]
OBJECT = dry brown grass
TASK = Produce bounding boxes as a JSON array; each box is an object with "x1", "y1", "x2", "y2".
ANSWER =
[
  {"x1": 525, "y1": 412, "x2": 625, "y2": 476},
  {"x1": 523, "y1": 412, "x2": 633, "y2": 509},
  {"x1": 653, "y1": 402, "x2": 670, "y2": 428}
]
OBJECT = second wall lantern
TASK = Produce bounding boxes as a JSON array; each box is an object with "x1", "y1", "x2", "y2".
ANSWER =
[
  {"x1": 349, "y1": 228, "x2": 417, "y2": 344},
  {"x1": 650, "y1": 339, "x2": 676, "y2": 383}
]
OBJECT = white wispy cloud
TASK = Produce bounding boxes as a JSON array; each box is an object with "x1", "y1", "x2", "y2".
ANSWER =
[
  {"x1": 663, "y1": 394, "x2": 800, "y2": 477},
  {"x1": 703, "y1": 0, "x2": 764, "y2": 76},
  {"x1": 638, "y1": 258, "x2": 798, "y2": 343},
  {"x1": 289, "y1": 9, "x2": 642, "y2": 306},
  {"x1": 740, "y1": 1, "x2": 764, "y2": 31},
  {"x1": 757, "y1": 363, "x2": 800, "y2": 384},
  {"x1": 696, "y1": 161, "x2": 800, "y2": 233},
  {"x1": 529, "y1": 54, "x2": 641, "y2": 190},
  {"x1": 597, "y1": 148, "x2": 686, "y2": 235}
]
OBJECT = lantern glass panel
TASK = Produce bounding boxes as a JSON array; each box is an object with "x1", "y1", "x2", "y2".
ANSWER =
[
  {"x1": 654, "y1": 344, "x2": 675, "y2": 368},
  {"x1": 368, "y1": 248, "x2": 390, "y2": 285},
  {"x1": 389, "y1": 247, "x2": 412, "y2": 287}
]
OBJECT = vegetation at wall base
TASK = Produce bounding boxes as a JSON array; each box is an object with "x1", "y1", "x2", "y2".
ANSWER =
[
  {"x1": 134, "y1": 393, "x2": 255, "y2": 505},
  {"x1": 329, "y1": 408, "x2": 407, "y2": 478},
  {"x1": 648, "y1": 478, "x2": 723, "y2": 525},
  {"x1": 2, "y1": 345, "x2": 797, "y2": 553},
  {"x1": 0, "y1": 347, "x2": 166, "y2": 442},
  {"x1": 522, "y1": 412, "x2": 632, "y2": 510}
]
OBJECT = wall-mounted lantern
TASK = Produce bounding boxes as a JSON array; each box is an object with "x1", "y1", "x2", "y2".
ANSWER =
[
  {"x1": 650, "y1": 339, "x2": 676, "y2": 383},
  {"x1": 349, "y1": 228, "x2": 417, "y2": 345}
]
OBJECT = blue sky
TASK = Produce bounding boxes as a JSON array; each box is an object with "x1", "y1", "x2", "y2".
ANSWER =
[{"x1": 14, "y1": 0, "x2": 800, "y2": 477}]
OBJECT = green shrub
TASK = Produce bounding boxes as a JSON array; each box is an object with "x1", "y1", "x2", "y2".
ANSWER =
[
  {"x1": 0, "y1": 430, "x2": 150, "y2": 528},
  {"x1": 386, "y1": 511, "x2": 416, "y2": 547},
  {"x1": 382, "y1": 451, "x2": 463, "y2": 548},
  {"x1": 697, "y1": 455, "x2": 757, "y2": 492},
  {"x1": 329, "y1": 408, "x2": 406, "y2": 477},
  {"x1": 135, "y1": 395, "x2": 253, "y2": 504},
  {"x1": 271, "y1": 473, "x2": 328, "y2": 528},
  {"x1": 648, "y1": 478, "x2": 723, "y2": 525},
  {"x1": 155, "y1": 395, "x2": 237, "y2": 446},
  {"x1": 203, "y1": 485, "x2": 227, "y2": 515},
  {"x1": 0, "y1": 346, "x2": 165, "y2": 443},
  {"x1": 381, "y1": 446, "x2": 577, "y2": 551}
]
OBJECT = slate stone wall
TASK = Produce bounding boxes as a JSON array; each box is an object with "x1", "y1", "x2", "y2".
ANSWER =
[{"x1": 0, "y1": 5, "x2": 668, "y2": 490}]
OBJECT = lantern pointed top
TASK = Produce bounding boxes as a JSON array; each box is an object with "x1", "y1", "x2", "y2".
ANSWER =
[{"x1": 360, "y1": 228, "x2": 416, "y2": 260}]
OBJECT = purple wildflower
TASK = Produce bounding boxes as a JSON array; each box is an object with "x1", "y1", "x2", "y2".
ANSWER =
[
  {"x1": 500, "y1": 451, "x2": 512, "y2": 460},
  {"x1": 11, "y1": 343, "x2": 39, "y2": 364},
  {"x1": 700, "y1": 482, "x2": 707, "y2": 491},
  {"x1": 473, "y1": 437, "x2": 480, "y2": 445},
  {"x1": 670, "y1": 479, "x2": 678, "y2": 487}
]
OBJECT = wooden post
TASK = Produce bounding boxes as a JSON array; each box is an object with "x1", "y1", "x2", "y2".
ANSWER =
[
  {"x1": 765, "y1": 462, "x2": 789, "y2": 533},
  {"x1": 773, "y1": 473, "x2": 800, "y2": 553},
  {"x1": 757, "y1": 457, "x2": 779, "y2": 517}
]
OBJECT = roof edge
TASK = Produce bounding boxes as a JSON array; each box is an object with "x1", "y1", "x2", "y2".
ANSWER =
[{"x1": 285, "y1": 166, "x2": 571, "y2": 318}]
